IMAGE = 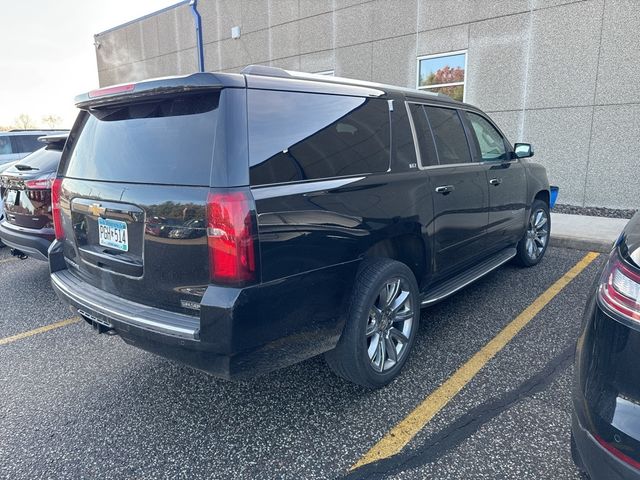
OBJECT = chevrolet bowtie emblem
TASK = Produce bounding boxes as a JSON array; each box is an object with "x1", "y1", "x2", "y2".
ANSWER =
[{"x1": 89, "y1": 203, "x2": 106, "y2": 217}]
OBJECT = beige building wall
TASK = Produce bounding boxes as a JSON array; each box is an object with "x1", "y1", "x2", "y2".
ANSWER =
[{"x1": 94, "y1": 0, "x2": 640, "y2": 209}]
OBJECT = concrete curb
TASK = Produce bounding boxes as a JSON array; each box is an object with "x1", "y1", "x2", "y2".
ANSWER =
[{"x1": 550, "y1": 235, "x2": 613, "y2": 253}]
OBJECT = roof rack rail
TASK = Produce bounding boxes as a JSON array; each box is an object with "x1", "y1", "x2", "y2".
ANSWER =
[
  {"x1": 240, "y1": 64, "x2": 456, "y2": 102},
  {"x1": 8, "y1": 128, "x2": 67, "y2": 132},
  {"x1": 241, "y1": 65, "x2": 291, "y2": 78}
]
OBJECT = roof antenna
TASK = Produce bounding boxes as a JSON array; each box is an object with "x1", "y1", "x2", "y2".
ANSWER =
[{"x1": 189, "y1": 0, "x2": 205, "y2": 72}]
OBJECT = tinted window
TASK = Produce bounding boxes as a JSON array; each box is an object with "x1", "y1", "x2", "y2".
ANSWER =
[
  {"x1": 13, "y1": 147, "x2": 61, "y2": 173},
  {"x1": 14, "y1": 135, "x2": 42, "y2": 153},
  {"x1": 249, "y1": 90, "x2": 390, "y2": 185},
  {"x1": 0, "y1": 136, "x2": 14, "y2": 155},
  {"x1": 424, "y1": 106, "x2": 471, "y2": 165},
  {"x1": 393, "y1": 102, "x2": 418, "y2": 168},
  {"x1": 63, "y1": 93, "x2": 219, "y2": 186},
  {"x1": 466, "y1": 112, "x2": 508, "y2": 161},
  {"x1": 407, "y1": 103, "x2": 438, "y2": 167}
]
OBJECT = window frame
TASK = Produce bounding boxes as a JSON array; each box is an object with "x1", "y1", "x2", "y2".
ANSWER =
[{"x1": 416, "y1": 50, "x2": 468, "y2": 102}]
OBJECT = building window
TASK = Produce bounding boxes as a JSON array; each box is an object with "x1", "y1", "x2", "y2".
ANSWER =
[{"x1": 417, "y1": 51, "x2": 467, "y2": 102}]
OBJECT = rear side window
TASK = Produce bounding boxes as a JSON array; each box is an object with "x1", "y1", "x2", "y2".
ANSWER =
[
  {"x1": 14, "y1": 135, "x2": 42, "y2": 153},
  {"x1": 62, "y1": 93, "x2": 219, "y2": 186},
  {"x1": 424, "y1": 106, "x2": 472, "y2": 165},
  {"x1": 407, "y1": 103, "x2": 438, "y2": 167},
  {"x1": 248, "y1": 90, "x2": 390, "y2": 186},
  {"x1": 0, "y1": 137, "x2": 14, "y2": 154}
]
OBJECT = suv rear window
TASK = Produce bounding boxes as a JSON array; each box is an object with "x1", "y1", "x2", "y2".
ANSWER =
[
  {"x1": 62, "y1": 93, "x2": 219, "y2": 186},
  {"x1": 248, "y1": 90, "x2": 390, "y2": 186}
]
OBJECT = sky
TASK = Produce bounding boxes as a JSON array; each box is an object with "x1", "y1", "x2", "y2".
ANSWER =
[
  {"x1": 0, "y1": 0, "x2": 180, "y2": 129},
  {"x1": 419, "y1": 53, "x2": 466, "y2": 80}
]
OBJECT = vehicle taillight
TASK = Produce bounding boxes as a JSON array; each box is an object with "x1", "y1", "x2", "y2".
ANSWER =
[
  {"x1": 594, "y1": 434, "x2": 640, "y2": 470},
  {"x1": 25, "y1": 173, "x2": 55, "y2": 190},
  {"x1": 599, "y1": 252, "x2": 640, "y2": 322},
  {"x1": 51, "y1": 178, "x2": 64, "y2": 240},
  {"x1": 206, "y1": 190, "x2": 257, "y2": 285}
]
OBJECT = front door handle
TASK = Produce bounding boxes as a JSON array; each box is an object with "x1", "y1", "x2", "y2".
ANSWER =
[
  {"x1": 489, "y1": 178, "x2": 502, "y2": 186},
  {"x1": 435, "y1": 185, "x2": 455, "y2": 195}
]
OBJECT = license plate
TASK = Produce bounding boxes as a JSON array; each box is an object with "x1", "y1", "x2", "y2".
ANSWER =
[
  {"x1": 98, "y1": 218, "x2": 129, "y2": 252},
  {"x1": 6, "y1": 189, "x2": 17, "y2": 206}
]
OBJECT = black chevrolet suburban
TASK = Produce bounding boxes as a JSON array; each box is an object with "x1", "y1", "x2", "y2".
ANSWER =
[{"x1": 50, "y1": 66, "x2": 550, "y2": 388}]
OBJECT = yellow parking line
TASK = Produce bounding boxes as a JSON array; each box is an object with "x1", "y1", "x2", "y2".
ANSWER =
[
  {"x1": 0, "y1": 317, "x2": 80, "y2": 346},
  {"x1": 352, "y1": 251, "x2": 600, "y2": 470},
  {"x1": 0, "y1": 257, "x2": 17, "y2": 265}
]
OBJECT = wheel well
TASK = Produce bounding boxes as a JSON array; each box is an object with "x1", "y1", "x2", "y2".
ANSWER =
[
  {"x1": 534, "y1": 189, "x2": 550, "y2": 206},
  {"x1": 364, "y1": 235, "x2": 427, "y2": 287}
]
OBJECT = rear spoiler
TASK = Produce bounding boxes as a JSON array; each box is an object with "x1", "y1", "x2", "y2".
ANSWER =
[
  {"x1": 38, "y1": 133, "x2": 69, "y2": 144},
  {"x1": 37, "y1": 133, "x2": 69, "y2": 148},
  {"x1": 75, "y1": 72, "x2": 245, "y2": 109}
]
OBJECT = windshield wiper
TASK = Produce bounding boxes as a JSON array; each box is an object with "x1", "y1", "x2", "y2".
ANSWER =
[{"x1": 14, "y1": 165, "x2": 39, "y2": 171}]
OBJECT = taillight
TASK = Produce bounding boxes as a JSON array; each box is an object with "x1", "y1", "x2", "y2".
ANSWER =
[
  {"x1": 599, "y1": 252, "x2": 640, "y2": 322},
  {"x1": 206, "y1": 190, "x2": 257, "y2": 285},
  {"x1": 594, "y1": 434, "x2": 640, "y2": 470},
  {"x1": 51, "y1": 178, "x2": 64, "y2": 240},
  {"x1": 25, "y1": 173, "x2": 55, "y2": 190}
]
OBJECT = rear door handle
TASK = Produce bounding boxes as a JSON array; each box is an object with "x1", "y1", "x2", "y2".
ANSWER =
[
  {"x1": 489, "y1": 178, "x2": 502, "y2": 186},
  {"x1": 435, "y1": 185, "x2": 455, "y2": 194}
]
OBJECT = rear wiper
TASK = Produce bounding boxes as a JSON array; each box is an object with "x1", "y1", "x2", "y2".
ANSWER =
[{"x1": 14, "y1": 165, "x2": 39, "y2": 171}]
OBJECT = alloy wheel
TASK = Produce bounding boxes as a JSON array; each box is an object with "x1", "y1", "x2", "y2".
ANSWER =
[
  {"x1": 525, "y1": 208, "x2": 549, "y2": 260},
  {"x1": 365, "y1": 278, "x2": 414, "y2": 373}
]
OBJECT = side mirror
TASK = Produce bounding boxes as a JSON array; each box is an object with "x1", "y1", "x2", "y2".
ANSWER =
[{"x1": 514, "y1": 143, "x2": 534, "y2": 159}]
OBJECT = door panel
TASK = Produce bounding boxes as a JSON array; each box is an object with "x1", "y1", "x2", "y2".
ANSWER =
[
  {"x1": 486, "y1": 160, "x2": 527, "y2": 248},
  {"x1": 463, "y1": 111, "x2": 527, "y2": 250},
  {"x1": 428, "y1": 165, "x2": 489, "y2": 276},
  {"x1": 409, "y1": 103, "x2": 490, "y2": 277}
]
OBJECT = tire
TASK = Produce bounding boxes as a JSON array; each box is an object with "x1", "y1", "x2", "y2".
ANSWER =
[
  {"x1": 515, "y1": 199, "x2": 550, "y2": 267},
  {"x1": 325, "y1": 258, "x2": 420, "y2": 389}
]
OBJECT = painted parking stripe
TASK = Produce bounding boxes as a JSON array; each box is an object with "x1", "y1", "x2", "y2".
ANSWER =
[
  {"x1": 0, "y1": 258, "x2": 17, "y2": 265},
  {"x1": 351, "y1": 251, "x2": 600, "y2": 470},
  {"x1": 0, "y1": 317, "x2": 80, "y2": 346}
]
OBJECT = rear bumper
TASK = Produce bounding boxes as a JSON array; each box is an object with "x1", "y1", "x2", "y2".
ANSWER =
[
  {"x1": 0, "y1": 221, "x2": 52, "y2": 261},
  {"x1": 49, "y1": 241, "x2": 356, "y2": 379},
  {"x1": 51, "y1": 269, "x2": 200, "y2": 339},
  {"x1": 572, "y1": 411, "x2": 640, "y2": 480}
]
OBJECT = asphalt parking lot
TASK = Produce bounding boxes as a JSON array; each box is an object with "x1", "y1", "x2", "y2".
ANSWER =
[{"x1": 0, "y1": 245, "x2": 604, "y2": 479}]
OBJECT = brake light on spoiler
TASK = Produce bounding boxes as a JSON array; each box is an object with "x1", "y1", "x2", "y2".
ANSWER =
[{"x1": 88, "y1": 83, "x2": 135, "y2": 98}]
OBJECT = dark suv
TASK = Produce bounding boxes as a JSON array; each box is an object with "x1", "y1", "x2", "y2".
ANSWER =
[{"x1": 49, "y1": 67, "x2": 550, "y2": 388}]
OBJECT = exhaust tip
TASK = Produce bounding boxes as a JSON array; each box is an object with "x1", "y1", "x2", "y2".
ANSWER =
[{"x1": 10, "y1": 249, "x2": 28, "y2": 260}]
